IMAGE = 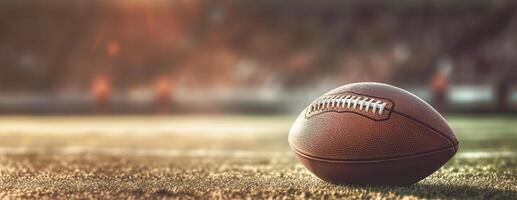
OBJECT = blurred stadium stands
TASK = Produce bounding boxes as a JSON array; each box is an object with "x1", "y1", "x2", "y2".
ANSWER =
[{"x1": 0, "y1": 0, "x2": 516, "y2": 114}]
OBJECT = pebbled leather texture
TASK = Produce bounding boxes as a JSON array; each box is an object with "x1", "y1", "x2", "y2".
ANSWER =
[
  {"x1": 294, "y1": 144, "x2": 457, "y2": 185},
  {"x1": 325, "y1": 82, "x2": 458, "y2": 145},
  {"x1": 288, "y1": 82, "x2": 459, "y2": 185}
]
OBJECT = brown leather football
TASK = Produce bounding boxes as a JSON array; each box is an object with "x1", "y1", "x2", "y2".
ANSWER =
[{"x1": 289, "y1": 82, "x2": 459, "y2": 185}]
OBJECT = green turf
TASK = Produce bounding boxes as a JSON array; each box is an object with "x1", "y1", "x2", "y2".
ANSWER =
[{"x1": 0, "y1": 115, "x2": 515, "y2": 199}]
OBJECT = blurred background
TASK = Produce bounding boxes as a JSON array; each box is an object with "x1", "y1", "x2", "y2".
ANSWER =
[{"x1": 0, "y1": 0, "x2": 516, "y2": 115}]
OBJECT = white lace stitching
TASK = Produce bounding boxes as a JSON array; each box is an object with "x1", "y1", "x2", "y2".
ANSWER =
[{"x1": 311, "y1": 95, "x2": 388, "y2": 115}]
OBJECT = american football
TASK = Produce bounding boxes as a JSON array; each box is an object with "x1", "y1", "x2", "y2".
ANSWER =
[{"x1": 289, "y1": 82, "x2": 459, "y2": 185}]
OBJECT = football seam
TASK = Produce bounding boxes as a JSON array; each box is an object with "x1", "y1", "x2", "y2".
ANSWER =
[
  {"x1": 391, "y1": 110, "x2": 459, "y2": 150},
  {"x1": 304, "y1": 109, "x2": 458, "y2": 150},
  {"x1": 290, "y1": 143, "x2": 457, "y2": 164},
  {"x1": 289, "y1": 111, "x2": 458, "y2": 162}
]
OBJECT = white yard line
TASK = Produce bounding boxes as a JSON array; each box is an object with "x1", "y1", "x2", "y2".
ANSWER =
[
  {"x1": 457, "y1": 151, "x2": 516, "y2": 159},
  {"x1": 0, "y1": 146, "x2": 287, "y2": 158},
  {"x1": 0, "y1": 146, "x2": 513, "y2": 159},
  {"x1": 0, "y1": 116, "x2": 290, "y2": 136}
]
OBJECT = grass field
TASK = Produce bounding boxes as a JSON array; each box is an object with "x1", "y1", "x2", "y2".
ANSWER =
[{"x1": 0, "y1": 115, "x2": 515, "y2": 199}]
